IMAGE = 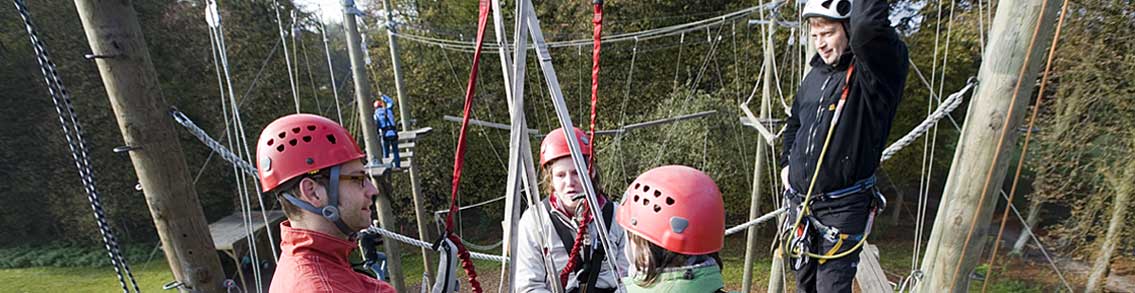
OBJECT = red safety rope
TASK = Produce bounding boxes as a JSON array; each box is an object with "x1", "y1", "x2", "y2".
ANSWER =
[
  {"x1": 560, "y1": 0, "x2": 604, "y2": 287},
  {"x1": 445, "y1": 0, "x2": 492, "y2": 291}
]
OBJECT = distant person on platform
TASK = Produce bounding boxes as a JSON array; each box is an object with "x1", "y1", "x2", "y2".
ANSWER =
[
  {"x1": 373, "y1": 95, "x2": 400, "y2": 169},
  {"x1": 256, "y1": 114, "x2": 395, "y2": 292},
  {"x1": 780, "y1": 0, "x2": 909, "y2": 292}
]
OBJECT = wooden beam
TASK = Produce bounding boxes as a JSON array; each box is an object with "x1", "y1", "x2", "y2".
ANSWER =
[
  {"x1": 855, "y1": 244, "x2": 893, "y2": 293},
  {"x1": 72, "y1": 0, "x2": 225, "y2": 291},
  {"x1": 918, "y1": 0, "x2": 1060, "y2": 291}
]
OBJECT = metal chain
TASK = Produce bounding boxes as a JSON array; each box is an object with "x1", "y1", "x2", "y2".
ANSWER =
[{"x1": 13, "y1": 1, "x2": 139, "y2": 292}]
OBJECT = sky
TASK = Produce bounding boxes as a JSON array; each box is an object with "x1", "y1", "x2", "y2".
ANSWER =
[{"x1": 293, "y1": 0, "x2": 373, "y2": 24}]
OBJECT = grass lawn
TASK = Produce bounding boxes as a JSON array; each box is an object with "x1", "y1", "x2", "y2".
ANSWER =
[{"x1": 0, "y1": 259, "x2": 173, "y2": 293}]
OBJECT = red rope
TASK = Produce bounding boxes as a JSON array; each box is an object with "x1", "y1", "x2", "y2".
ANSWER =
[
  {"x1": 586, "y1": 1, "x2": 603, "y2": 169},
  {"x1": 444, "y1": 0, "x2": 492, "y2": 291},
  {"x1": 560, "y1": 1, "x2": 604, "y2": 287}
]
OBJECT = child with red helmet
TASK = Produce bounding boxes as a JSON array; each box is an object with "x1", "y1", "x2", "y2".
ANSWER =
[
  {"x1": 617, "y1": 165, "x2": 727, "y2": 293},
  {"x1": 514, "y1": 127, "x2": 629, "y2": 293},
  {"x1": 255, "y1": 114, "x2": 395, "y2": 293}
]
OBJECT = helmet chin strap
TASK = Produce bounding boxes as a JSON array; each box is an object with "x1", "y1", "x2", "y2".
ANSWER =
[{"x1": 281, "y1": 165, "x2": 358, "y2": 238}]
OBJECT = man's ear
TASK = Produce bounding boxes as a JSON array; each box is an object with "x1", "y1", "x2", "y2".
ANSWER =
[{"x1": 296, "y1": 177, "x2": 325, "y2": 205}]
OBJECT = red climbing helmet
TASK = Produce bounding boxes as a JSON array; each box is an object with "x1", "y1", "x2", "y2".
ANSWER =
[
  {"x1": 373, "y1": 100, "x2": 383, "y2": 109},
  {"x1": 256, "y1": 114, "x2": 366, "y2": 192},
  {"x1": 617, "y1": 165, "x2": 725, "y2": 255},
  {"x1": 539, "y1": 127, "x2": 591, "y2": 166}
]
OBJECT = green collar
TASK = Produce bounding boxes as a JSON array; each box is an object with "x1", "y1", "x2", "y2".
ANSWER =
[{"x1": 623, "y1": 264, "x2": 724, "y2": 293}]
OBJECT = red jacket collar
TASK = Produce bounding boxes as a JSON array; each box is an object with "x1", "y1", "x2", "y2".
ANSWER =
[{"x1": 279, "y1": 220, "x2": 355, "y2": 266}]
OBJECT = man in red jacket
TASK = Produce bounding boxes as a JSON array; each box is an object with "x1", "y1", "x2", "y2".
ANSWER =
[{"x1": 255, "y1": 114, "x2": 396, "y2": 293}]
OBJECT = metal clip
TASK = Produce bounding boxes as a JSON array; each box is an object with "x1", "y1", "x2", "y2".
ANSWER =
[
  {"x1": 84, "y1": 53, "x2": 119, "y2": 60},
  {"x1": 162, "y1": 280, "x2": 185, "y2": 290},
  {"x1": 113, "y1": 145, "x2": 140, "y2": 153}
]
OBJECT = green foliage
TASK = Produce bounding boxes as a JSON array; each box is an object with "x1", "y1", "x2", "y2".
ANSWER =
[{"x1": 0, "y1": 242, "x2": 156, "y2": 269}]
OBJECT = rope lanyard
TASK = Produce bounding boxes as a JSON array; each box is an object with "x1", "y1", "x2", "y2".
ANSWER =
[
  {"x1": 13, "y1": 1, "x2": 140, "y2": 292},
  {"x1": 558, "y1": 0, "x2": 605, "y2": 286},
  {"x1": 445, "y1": 0, "x2": 493, "y2": 291},
  {"x1": 783, "y1": 64, "x2": 869, "y2": 261}
]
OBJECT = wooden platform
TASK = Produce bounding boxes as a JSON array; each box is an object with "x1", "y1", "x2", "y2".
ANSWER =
[
  {"x1": 366, "y1": 127, "x2": 432, "y2": 176},
  {"x1": 208, "y1": 210, "x2": 285, "y2": 289},
  {"x1": 209, "y1": 210, "x2": 285, "y2": 251},
  {"x1": 855, "y1": 243, "x2": 894, "y2": 293}
]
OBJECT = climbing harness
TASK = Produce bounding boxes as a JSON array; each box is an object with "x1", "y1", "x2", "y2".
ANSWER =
[
  {"x1": 780, "y1": 63, "x2": 884, "y2": 266},
  {"x1": 782, "y1": 176, "x2": 886, "y2": 268}
]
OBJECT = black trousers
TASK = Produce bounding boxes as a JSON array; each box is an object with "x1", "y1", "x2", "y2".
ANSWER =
[{"x1": 788, "y1": 190, "x2": 873, "y2": 293}]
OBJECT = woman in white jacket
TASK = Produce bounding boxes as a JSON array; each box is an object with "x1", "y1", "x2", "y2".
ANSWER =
[{"x1": 514, "y1": 127, "x2": 629, "y2": 293}]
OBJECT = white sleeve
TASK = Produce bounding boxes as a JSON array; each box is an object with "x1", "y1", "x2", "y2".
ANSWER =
[{"x1": 514, "y1": 209, "x2": 554, "y2": 293}]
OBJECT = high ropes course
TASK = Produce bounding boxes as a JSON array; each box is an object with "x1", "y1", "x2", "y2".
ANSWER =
[{"x1": 11, "y1": 0, "x2": 1079, "y2": 292}]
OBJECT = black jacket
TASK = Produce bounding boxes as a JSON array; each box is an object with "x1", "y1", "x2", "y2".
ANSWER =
[{"x1": 781, "y1": 0, "x2": 909, "y2": 195}]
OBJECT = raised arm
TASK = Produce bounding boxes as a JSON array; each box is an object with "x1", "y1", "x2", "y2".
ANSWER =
[{"x1": 849, "y1": 0, "x2": 908, "y2": 84}]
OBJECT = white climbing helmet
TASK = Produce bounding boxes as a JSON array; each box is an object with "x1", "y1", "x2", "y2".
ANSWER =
[{"x1": 802, "y1": 0, "x2": 853, "y2": 21}]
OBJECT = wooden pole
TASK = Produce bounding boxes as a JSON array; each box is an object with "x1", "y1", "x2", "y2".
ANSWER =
[
  {"x1": 342, "y1": 0, "x2": 405, "y2": 290},
  {"x1": 918, "y1": 0, "x2": 1059, "y2": 291},
  {"x1": 1086, "y1": 153, "x2": 1135, "y2": 292},
  {"x1": 71, "y1": 0, "x2": 225, "y2": 291},
  {"x1": 378, "y1": 0, "x2": 436, "y2": 274},
  {"x1": 742, "y1": 10, "x2": 774, "y2": 292}
]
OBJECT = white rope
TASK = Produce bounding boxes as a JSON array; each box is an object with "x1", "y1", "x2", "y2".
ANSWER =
[
  {"x1": 205, "y1": 7, "x2": 264, "y2": 291},
  {"x1": 725, "y1": 207, "x2": 788, "y2": 236},
  {"x1": 318, "y1": 18, "x2": 344, "y2": 124},
  {"x1": 364, "y1": 226, "x2": 508, "y2": 262},
  {"x1": 272, "y1": 0, "x2": 301, "y2": 113},
  {"x1": 999, "y1": 190, "x2": 1074, "y2": 292},
  {"x1": 879, "y1": 79, "x2": 977, "y2": 162},
  {"x1": 171, "y1": 110, "x2": 257, "y2": 177}
]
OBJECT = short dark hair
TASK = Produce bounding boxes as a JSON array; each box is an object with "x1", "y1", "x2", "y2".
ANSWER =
[{"x1": 272, "y1": 168, "x2": 333, "y2": 220}]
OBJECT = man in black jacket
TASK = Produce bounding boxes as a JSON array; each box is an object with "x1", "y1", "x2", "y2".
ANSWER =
[{"x1": 780, "y1": 0, "x2": 909, "y2": 292}]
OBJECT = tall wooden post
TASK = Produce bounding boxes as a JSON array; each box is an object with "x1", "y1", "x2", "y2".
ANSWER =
[
  {"x1": 918, "y1": 0, "x2": 1059, "y2": 291},
  {"x1": 72, "y1": 0, "x2": 225, "y2": 291},
  {"x1": 342, "y1": 0, "x2": 405, "y2": 291},
  {"x1": 1086, "y1": 151, "x2": 1135, "y2": 292},
  {"x1": 742, "y1": 10, "x2": 775, "y2": 292},
  {"x1": 378, "y1": 0, "x2": 436, "y2": 274}
]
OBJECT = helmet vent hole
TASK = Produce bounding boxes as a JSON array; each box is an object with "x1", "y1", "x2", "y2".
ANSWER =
[
  {"x1": 653, "y1": 190, "x2": 662, "y2": 197},
  {"x1": 302, "y1": 136, "x2": 311, "y2": 143},
  {"x1": 288, "y1": 139, "x2": 297, "y2": 146},
  {"x1": 326, "y1": 135, "x2": 337, "y2": 144},
  {"x1": 643, "y1": 185, "x2": 651, "y2": 192},
  {"x1": 633, "y1": 194, "x2": 640, "y2": 203},
  {"x1": 278, "y1": 132, "x2": 286, "y2": 139},
  {"x1": 276, "y1": 145, "x2": 285, "y2": 152},
  {"x1": 291, "y1": 127, "x2": 301, "y2": 134},
  {"x1": 652, "y1": 205, "x2": 661, "y2": 213},
  {"x1": 267, "y1": 139, "x2": 274, "y2": 146},
  {"x1": 634, "y1": 183, "x2": 640, "y2": 190},
  {"x1": 307, "y1": 125, "x2": 316, "y2": 131},
  {"x1": 666, "y1": 197, "x2": 675, "y2": 206},
  {"x1": 642, "y1": 199, "x2": 650, "y2": 206}
]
